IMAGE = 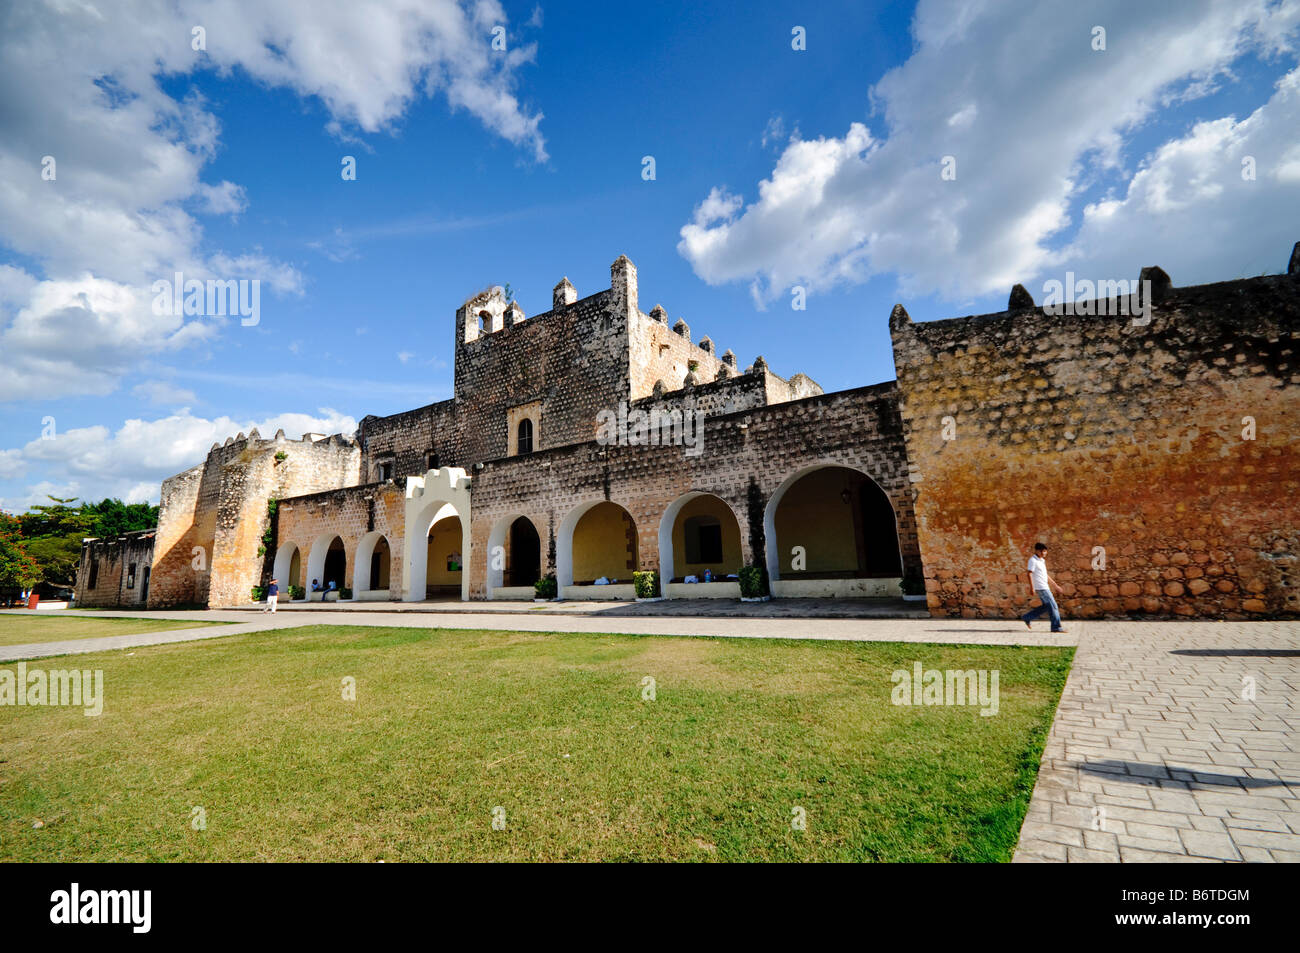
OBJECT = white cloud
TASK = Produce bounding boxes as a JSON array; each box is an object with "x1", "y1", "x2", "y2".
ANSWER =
[
  {"x1": 0, "y1": 0, "x2": 545, "y2": 403},
  {"x1": 1063, "y1": 66, "x2": 1300, "y2": 281},
  {"x1": 0, "y1": 275, "x2": 223, "y2": 401},
  {"x1": 678, "y1": 0, "x2": 1300, "y2": 305},
  {"x1": 0, "y1": 449, "x2": 25, "y2": 481},
  {"x1": 132, "y1": 380, "x2": 200, "y2": 406},
  {"x1": 2, "y1": 407, "x2": 358, "y2": 510}
]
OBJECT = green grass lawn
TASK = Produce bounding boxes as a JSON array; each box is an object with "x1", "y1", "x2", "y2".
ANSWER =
[
  {"x1": 0, "y1": 613, "x2": 231, "y2": 647},
  {"x1": 0, "y1": 625, "x2": 1072, "y2": 862}
]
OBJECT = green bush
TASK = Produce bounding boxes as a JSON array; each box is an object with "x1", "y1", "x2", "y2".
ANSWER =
[
  {"x1": 251, "y1": 585, "x2": 267, "y2": 602},
  {"x1": 633, "y1": 570, "x2": 659, "y2": 598},
  {"x1": 288, "y1": 585, "x2": 305, "y2": 600},
  {"x1": 340, "y1": 588, "x2": 353, "y2": 600},
  {"x1": 534, "y1": 575, "x2": 557, "y2": 599},
  {"x1": 738, "y1": 565, "x2": 769, "y2": 599}
]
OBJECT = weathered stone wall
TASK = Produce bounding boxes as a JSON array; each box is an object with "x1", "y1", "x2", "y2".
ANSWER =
[
  {"x1": 628, "y1": 304, "x2": 726, "y2": 398},
  {"x1": 149, "y1": 462, "x2": 204, "y2": 606},
  {"x1": 149, "y1": 431, "x2": 361, "y2": 607},
  {"x1": 466, "y1": 382, "x2": 920, "y2": 598},
  {"x1": 274, "y1": 480, "x2": 408, "y2": 598},
  {"x1": 73, "y1": 530, "x2": 156, "y2": 608},
  {"x1": 357, "y1": 399, "x2": 458, "y2": 481},
  {"x1": 891, "y1": 258, "x2": 1300, "y2": 620},
  {"x1": 453, "y1": 285, "x2": 628, "y2": 461},
  {"x1": 629, "y1": 371, "x2": 770, "y2": 420}
]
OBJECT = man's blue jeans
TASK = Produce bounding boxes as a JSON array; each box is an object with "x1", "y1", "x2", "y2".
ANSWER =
[{"x1": 1023, "y1": 588, "x2": 1063, "y2": 631}]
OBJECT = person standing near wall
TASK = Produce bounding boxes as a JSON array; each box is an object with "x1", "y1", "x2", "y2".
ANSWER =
[
  {"x1": 265, "y1": 577, "x2": 279, "y2": 613},
  {"x1": 1021, "y1": 543, "x2": 1066, "y2": 633}
]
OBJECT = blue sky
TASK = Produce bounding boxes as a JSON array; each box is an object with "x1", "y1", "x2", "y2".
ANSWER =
[{"x1": 1, "y1": 0, "x2": 1298, "y2": 509}]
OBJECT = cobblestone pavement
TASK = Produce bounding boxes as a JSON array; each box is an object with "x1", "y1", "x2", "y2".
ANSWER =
[{"x1": 1013, "y1": 621, "x2": 1300, "y2": 863}]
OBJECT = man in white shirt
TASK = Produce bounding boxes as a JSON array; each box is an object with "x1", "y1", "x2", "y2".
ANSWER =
[{"x1": 1021, "y1": 542, "x2": 1066, "y2": 633}]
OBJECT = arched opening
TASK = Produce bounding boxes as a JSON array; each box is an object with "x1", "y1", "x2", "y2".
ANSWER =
[
  {"x1": 517, "y1": 418, "x2": 533, "y2": 455},
  {"x1": 477, "y1": 310, "x2": 490, "y2": 333},
  {"x1": 765, "y1": 464, "x2": 903, "y2": 598},
  {"x1": 486, "y1": 514, "x2": 542, "y2": 598},
  {"x1": 305, "y1": 533, "x2": 348, "y2": 599},
  {"x1": 509, "y1": 517, "x2": 541, "y2": 586},
  {"x1": 426, "y1": 514, "x2": 464, "y2": 600},
  {"x1": 558, "y1": 500, "x2": 638, "y2": 598},
  {"x1": 272, "y1": 543, "x2": 302, "y2": 597},
  {"x1": 658, "y1": 492, "x2": 743, "y2": 597},
  {"x1": 354, "y1": 532, "x2": 392, "y2": 600},
  {"x1": 403, "y1": 495, "x2": 469, "y2": 602}
]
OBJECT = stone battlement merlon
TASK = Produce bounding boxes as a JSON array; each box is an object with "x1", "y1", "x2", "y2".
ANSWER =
[{"x1": 890, "y1": 240, "x2": 1300, "y2": 339}]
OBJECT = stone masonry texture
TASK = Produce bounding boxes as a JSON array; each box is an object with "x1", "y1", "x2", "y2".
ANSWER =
[
  {"x1": 130, "y1": 249, "x2": 1298, "y2": 615},
  {"x1": 891, "y1": 260, "x2": 1299, "y2": 620}
]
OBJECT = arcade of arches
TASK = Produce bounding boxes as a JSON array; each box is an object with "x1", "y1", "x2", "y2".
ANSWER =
[{"x1": 272, "y1": 465, "x2": 905, "y2": 602}]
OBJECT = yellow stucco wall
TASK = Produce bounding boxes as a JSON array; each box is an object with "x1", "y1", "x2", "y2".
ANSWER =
[
  {"x1": 572, "y1": 502, "x2": 636, "y2": 582},
  {"x1": 671, "y1": 495, "x2": 742, "y2": 578},
  {"x1": 774, "y1": 469, "x2": 860, "y2": 574},
  {"x1": 426, "y1": 516, "x2": 464, "y2": 587}
]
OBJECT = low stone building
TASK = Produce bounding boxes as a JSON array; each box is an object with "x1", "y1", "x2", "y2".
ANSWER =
[
  {"x1": 73, "y1": 529, "x2": 156, "y2": 608},
  {"x1": 76, "y1": 245, "x2": 1299, "y2": 619}
]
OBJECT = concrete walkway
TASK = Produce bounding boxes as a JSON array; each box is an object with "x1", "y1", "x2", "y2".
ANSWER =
[
  {"x1": 0, "y1": 607, "x2": 1069, "y2": 660},
  {"x1": 1014, "y1": 620, "x2": 1300, "y2": 863},
  {"x1": 226, "y1": 596, "x2": 931, "y2": 619}
]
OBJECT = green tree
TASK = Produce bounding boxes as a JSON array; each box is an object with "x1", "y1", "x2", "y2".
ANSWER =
[
  {"x1": 83, "y1": 498, "x2": 159, "y2": 537},
  {"x1": 4, "y1": 496, "x2": 160, "y2": 589},
  {"x1": 0, "y1": 514, "x2": 40, "y2": 590},
  {"x1": 17, "y1": 497, "x2": 93, "y2": 588}
]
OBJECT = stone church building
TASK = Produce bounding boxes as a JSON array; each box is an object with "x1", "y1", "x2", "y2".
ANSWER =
[{"x1": 76, "y1": 247, "x2": 1300, "y2": 619}]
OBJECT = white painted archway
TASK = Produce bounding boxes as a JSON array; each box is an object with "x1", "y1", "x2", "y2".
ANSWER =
[
  {"x1": 556, "y1": 499, "x2": 604, "y2": 588},
  {"x1": 354, "y1": 531, "x2": 392, "y2": 600},
  {"x1": 305, "y1": 532, "x2": 344, "y2": 594},
  {"x1": 657, "y1": 491, "x2": 744, "y2": 590},
  {"x1": 556, "y1": 498, "x2": 639, "y2": 598},
  {"x1": 401, "y1": 468, "x2": 472, "y2": 601},
  {"x1": 763, "y1": 462, "x2": 903, "y2": 597},
  {"x1": 486, "y1": 513, "x2": 542, "y2": 597},
  {"x1": 272, "y1": 542, "x2": 300, "y2": 594}
]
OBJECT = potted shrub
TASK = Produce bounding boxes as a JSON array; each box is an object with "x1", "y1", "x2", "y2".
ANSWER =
[
  {"x1": 289, "y1": 585, "x2": 305, "y2": 601},
  {"x1": 901, "y1": 569, "x2": 926, "y2": 601},
  {"x1": 251, "y1": 585, "x2": 267, "y2": 603},
  {"x1": 634, "y1": 570, "x2": 662, "y2": 601},
  {"x1": 738, "y1": 565, "x2": 770, "y2": 602},
  {"x1": 339, "y1": 587, "x2": 353, "y2": 601},
  {"x1": 534, "y1": 575, "x2": 557, "y2": 601}
]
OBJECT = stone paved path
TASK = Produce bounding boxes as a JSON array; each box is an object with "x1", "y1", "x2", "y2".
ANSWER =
[{"x1": 1014, "y1": 620, "x2": 1300, "y2": 863}]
